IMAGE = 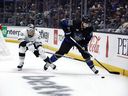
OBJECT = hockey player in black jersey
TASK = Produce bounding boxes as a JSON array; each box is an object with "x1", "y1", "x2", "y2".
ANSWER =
[{"x1": 44, "y1": 16, "x2": 99, "y2": 74}]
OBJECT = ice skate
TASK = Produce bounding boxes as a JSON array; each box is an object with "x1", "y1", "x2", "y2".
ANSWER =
[
  {"x1": 91, "y1": 67, "x2": 99, "y2": 74},
  {"x1": 50, "y1": 63, "x2": 56, "y2": 70},
  {"x1": 44, "y1": 62, "x2": 50, "y2": 70},
  {"x1": 17, "y1": 62, "x2": 24, "y2": 71},
  {"x1": 44, "y1": 62, "x2": 56, "y2": 70}
]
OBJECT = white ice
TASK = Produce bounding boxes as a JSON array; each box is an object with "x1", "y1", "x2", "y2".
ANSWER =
[{"x1": 0, "y1": 42, "x2": 128, "y2": 96}]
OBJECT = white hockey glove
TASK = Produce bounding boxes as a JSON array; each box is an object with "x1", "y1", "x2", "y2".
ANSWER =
[
  {"x1": 26, "y1": 42, "x2": 35, "y2": 52},
  {"x1": 38, "y1": 46, "x2": 47, "y2": 60}
]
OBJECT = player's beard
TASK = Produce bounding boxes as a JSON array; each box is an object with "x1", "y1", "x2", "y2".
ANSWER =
[{"x1": 28, "y1": 32, "x2": 35, "y2": 37}]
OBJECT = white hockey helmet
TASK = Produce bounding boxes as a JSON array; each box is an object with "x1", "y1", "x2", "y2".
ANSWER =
[
  {"x1": 27, "y1": 24, "x2": 35, "y2": 31},
  {"x1": 28, "y1": 24, "x2": 35, "y2": 29},
  {"x1": 27, "y1": 24, "x2": 35, "y2": 37}
]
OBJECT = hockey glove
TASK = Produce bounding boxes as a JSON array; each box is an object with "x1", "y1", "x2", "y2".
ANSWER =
[
  {"x1": 26, "y1": 42, "x2": 35, "y2": 52},
  {"x1": 34, "y1": 42, "x2": 42, "y2": 48}
]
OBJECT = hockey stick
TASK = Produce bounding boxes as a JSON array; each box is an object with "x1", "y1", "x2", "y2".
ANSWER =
[
  {"x1": 70, "y1": 37, "x2": 120, "y2": 75},
  {"x1": 45, "y1": 51, "x2": 85, "y2": 62}
]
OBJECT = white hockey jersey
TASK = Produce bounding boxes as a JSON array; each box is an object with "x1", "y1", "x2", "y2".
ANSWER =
[{"x1": 18, "y1": 29, "x2": 42, "y2": 43}]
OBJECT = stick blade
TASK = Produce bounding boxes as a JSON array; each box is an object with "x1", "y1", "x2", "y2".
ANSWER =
[{"x1": 109, "y1": 71, "x2": 120, "y2": 75}]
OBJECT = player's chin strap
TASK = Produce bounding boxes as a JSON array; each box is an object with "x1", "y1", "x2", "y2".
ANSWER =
[{"x1": 70, "y1": 37, "x2": 120, "y2": 75}]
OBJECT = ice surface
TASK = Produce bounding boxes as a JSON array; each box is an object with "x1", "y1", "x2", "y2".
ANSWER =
[{"x1": 0, "y1": 43, "x2": 128, "y2": 96}]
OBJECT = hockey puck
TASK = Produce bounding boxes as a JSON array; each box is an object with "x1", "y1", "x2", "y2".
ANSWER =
[{"x1": 101, "y1": 76, "x2": 105, "y2": 78}]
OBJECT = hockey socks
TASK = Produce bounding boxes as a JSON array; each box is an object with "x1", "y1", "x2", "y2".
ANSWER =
[{"x1": 50, "y1": 54, "x2": 58, "y2": 62}]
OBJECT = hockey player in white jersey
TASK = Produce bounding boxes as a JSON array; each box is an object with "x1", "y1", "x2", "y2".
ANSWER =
[{"x1": 17, "y1": 24, "x2": 56, "y2": 71}]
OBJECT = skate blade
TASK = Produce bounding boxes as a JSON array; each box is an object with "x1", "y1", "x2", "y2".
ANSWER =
[
  {"x1": 49, "y1": 64, "x2": 56, "y2": 69},
  {"x1": 18, "y1": 68, "x2": 22, "y2": 71}
]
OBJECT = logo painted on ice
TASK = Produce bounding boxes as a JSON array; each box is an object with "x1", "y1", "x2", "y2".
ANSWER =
[
  {"x1": 22, "y1": 76, "x2": 72, "y2": 96},
  {"x1": 88, "y1": 35, "x2": 100, "y2": 53}
]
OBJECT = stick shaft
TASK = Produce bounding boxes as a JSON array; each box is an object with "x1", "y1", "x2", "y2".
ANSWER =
[{"x1": 70, "y1": 37, "x2": 120, "y2": 75}]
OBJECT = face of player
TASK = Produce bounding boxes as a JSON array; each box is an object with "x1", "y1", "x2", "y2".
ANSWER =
[{"x1": 27, "y1": 29, "x2": 35, "y2": 37}]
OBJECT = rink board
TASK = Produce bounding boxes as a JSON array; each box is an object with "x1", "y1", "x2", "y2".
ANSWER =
[{"x1": 1, "y1": 26, "x2": 128, "y2": 76}]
